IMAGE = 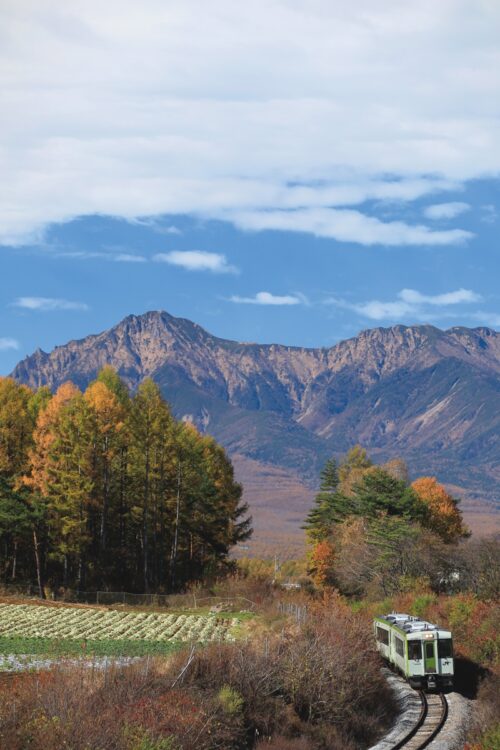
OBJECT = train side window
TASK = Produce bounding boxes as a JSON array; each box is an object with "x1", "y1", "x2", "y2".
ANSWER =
[
  {"x1": 395, "y1": 637, "x2": 404, "y2": 657},
  {"x1": 408, "y1": 641, "x2": 422, "y2": 660},
  {"x1": 376, "y1": 626, "x2": 389, "y2": 645},
  {"x1": 438, "y1": 639, "x2": 453, "y2": 658}
]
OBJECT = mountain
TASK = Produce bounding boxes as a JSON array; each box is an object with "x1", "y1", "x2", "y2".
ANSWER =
[{"x1": 11, "y1": 311, "x2": 500, "y2": 545}]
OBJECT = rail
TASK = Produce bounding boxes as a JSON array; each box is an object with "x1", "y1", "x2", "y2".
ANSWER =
[{"x1": 392, "y1": 692, "x2": 448, "y2": 750}]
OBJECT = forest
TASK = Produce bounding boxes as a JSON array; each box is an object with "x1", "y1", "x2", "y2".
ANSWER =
[{"x1": 0, "y1": 368, "x2": 251, "y2": 596}]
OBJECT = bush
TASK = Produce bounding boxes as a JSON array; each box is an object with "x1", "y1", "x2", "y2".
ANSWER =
[
  {"x1": 0, "y1": 597, "x2": 397, "y2": 750},
  {"x1": 218, "y1": 685, "x2": 244, "y2": 716}
]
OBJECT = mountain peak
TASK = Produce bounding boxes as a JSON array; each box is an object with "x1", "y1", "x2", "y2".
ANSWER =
[{"x1": 10, "y1": 309, "x2": 500, "y2": 539}]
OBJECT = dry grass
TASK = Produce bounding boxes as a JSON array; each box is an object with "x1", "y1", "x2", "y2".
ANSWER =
[{"x1": 0, "y1": 596, "x2": 396, "y2": 750}]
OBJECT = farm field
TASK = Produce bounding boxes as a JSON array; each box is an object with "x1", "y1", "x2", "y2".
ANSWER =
[{"x1": 0, "y1": 603, "x2": 239, "y2": 660}]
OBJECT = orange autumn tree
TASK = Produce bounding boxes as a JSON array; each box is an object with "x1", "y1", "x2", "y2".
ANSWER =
[
  {"x1": 309, "y1": 539, "x2": 336, "y2": 586},
  {"x1": 411, "y1": 476, "x2": 469, "y2": 543}
]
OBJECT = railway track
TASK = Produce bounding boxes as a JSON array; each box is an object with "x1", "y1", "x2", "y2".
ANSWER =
[{"x1": 392, "y1": 692, "x2": 448, "y2": 749}]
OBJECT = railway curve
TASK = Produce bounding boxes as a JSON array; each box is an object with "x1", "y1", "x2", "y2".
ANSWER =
[
  {"x1": 368, "y1": 670, "x2": 456, "y2": 750},
  {"x1": 391, "y1": 691, "x2": 448, "y2": 749}
]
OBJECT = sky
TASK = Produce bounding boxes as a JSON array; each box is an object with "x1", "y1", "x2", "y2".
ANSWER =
[{"x1": 1, "y1": 0, "x2": 499, "y2": 374}]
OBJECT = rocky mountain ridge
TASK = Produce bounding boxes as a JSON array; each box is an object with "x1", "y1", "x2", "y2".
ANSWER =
[{"x1": 11, "y1": 311, "x2": 500, "y2": 542}]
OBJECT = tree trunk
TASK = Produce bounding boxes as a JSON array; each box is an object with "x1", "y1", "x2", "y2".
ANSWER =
[
  {"x1": 100, "y1": 436, "x2": 109, "y2": 552},
  {"x1": 33, "y1": 527, "x2": 46, "y2": 599},
  {"x1": 11, "y1": 540, "x2": 17, "y2": 580},
  {"x1": 170, "y1": 460, "x2": 182, "y2": 590},
  {"x1": 143, "y1": 445, "x2": 150, "y2": 592}
]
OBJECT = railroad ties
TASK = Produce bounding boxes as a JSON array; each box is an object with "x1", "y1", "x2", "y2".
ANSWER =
[{"x1": 393, "y1": 692, "x2": 448, "y2": 750}]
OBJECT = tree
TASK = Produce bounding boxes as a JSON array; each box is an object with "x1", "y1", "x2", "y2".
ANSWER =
[
  {"x1": 23, "y1": 382, "x2": 92, "y2": 593},
  {"x1": 94, "y1": 366, "x2": 130, "y2": 408},
  {"x1": 3, "y1": 371, "x2": 251, "y2": 595},
  {"x1": 0, "y1": 378, "x2": 34, "y2": 477},
  {"x1": 382, "y1": 458, "x2": 409, "y2": 485},
  {"x1": 338, "y1": 445, "x2": 373, "y2": 495},
  {"x1": 303, "y1": 458, "x2": 353, "y2": 542},
  {"x1": 351, "y1": 467, "x2": 424, "y2": 521},
  {"x1": 309, "y1": 539, "x2": 336, "y2": 587},
  {"x1": 0, "y1": 477, "x2": 31, "y2": 581},
  {"x1": 128, "y1": 379, "x2": 176, "y2": 591},
  {"x1": 85, "y1": 381, "x2": 126, "y2": 563},
  {"x1": 411, "y1": 477, "x2": 469, "y2": 543}
]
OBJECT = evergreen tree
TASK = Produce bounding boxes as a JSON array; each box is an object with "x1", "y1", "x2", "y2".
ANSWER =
[
  {"x1": 350, "y1": 467, "x2": 424, "y2": 520},
  {"x1": 303, "y1": 458, "x2": 352, "y2": 542}
]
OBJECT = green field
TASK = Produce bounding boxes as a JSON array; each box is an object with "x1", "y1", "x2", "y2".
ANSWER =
[{"x1": 0, "y1": 603, "x2": 238, "y2": 661}]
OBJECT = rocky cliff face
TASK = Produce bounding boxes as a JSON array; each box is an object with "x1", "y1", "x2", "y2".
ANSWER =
[{"x1": 11, "y1": 311, "x2": 500, "y2": 539}]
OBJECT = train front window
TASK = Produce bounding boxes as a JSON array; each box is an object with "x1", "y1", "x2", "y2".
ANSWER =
[
  {"x1": 408, "y1": 641, "x2": 422, "y2": 660},
  {"x1": 438, "y1": 639, "x2": 453, "y2": 659}
]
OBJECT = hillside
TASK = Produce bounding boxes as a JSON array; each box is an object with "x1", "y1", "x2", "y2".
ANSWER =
[{"x1": 12, "y1": 311, "x2": 500, "y2": 542}]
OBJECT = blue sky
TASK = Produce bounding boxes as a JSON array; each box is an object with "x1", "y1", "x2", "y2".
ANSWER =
[{"x1": 1, "y1": 1, "x2": 499, "y2": 374}]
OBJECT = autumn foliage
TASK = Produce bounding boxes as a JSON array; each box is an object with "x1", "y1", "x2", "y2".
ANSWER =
[
  {"x1": 0, "y1": 370, "x2": 251, "y2": 594},
  {"x1": 412, "y1": 476, "x2": 470, "y2": 542},
  {"x1": 304, "y1": 447, "x2": 472, "y2": 597},
  {"x1": 0, "y1": 597, "x2": 397, "y2": 750}
]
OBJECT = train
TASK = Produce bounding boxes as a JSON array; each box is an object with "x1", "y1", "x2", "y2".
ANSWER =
[{"x1": 373, "y1": 612, "x2": 454, "y2": 690}]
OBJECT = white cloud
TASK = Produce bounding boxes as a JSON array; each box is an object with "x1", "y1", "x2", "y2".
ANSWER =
[
  {"x1": 113, "y1": 253, "x2": 147, "y2": 262},
  {"x1": 399, "y1": 288, "x2": 481, "y2": 305},
  {"x1": 0, "y1": 337, "x2": 20, "y2": 351},
  {"x1": 231, "y1": 208, "x2": 473, "y2": 246},
  {"x1": 54, "y1": 250, "x2": 147, "y2": 262},
  {"x1": 327, "y1": 287, "x2": 482, "y2": 321},
  {"x1": 153, "y1": 250, "x2": 237, "y2": 273},
  {"x1": 13, "y1": 297, "x2": 89, "y2": 311},
  {"x1": 423, "y1": 202, "x2": 470, "y2": 220},
  {"x1": 1, "y1": 0, "x2": 498, "y2": 246},
  {"x1": 469, "y1": 311, "x2": 500, "y2": 328},
  {"x1": 229, "y1": 291, "x2": 303, "y2": 306}
]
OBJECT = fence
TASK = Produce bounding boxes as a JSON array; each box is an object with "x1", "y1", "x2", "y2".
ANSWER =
[
  {"x1": 278, "y1": 600, "x2": 307, "y2": 625},
  {"x1": 1, "y1": 583, "x2": 256, "y2": 611}
]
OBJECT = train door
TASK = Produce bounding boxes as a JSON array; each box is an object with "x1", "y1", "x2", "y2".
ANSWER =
[{"x1": 424, "y1": 640, "x2": 436, "y2": 673}]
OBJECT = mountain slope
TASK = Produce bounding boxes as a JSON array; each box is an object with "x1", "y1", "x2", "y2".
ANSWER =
[{"x1": 11, "y1": 311, "x2": 500, "y2": 541}]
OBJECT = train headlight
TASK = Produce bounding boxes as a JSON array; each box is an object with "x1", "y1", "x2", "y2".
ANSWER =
[{"x1": 424, "y1": 633, "x2": 434, "y2": 639}]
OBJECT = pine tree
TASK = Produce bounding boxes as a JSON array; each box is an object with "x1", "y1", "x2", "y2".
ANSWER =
[
  {"x1": 350, "y1": 466, "x2": 423, "y2": 520},
  {"x1": 303, "y1": 458, "x2": 352, "y2": 542}
]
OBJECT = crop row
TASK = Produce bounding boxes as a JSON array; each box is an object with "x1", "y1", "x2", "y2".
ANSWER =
[{"x1": 0, "y1": 604, "x2": 235, "y2": 643}]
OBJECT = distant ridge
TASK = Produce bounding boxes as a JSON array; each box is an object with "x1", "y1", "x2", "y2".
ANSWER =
[{"x1": 12, "y1": 311, "x2": 500, "y2": 542}]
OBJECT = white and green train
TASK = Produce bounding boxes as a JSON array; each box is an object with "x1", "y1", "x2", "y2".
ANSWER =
[{"x1": 374, "y1": 613, "x2": 454, "y2": 690}]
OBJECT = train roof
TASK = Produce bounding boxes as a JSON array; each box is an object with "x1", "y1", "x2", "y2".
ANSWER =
[{"x1": 375, "y1": 613, "x2": 451, "y2": 638}]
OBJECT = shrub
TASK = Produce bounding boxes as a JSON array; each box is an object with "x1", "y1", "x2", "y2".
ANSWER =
[{"x1": 218, "y1": 685, "x2": 244, "y2": 716}]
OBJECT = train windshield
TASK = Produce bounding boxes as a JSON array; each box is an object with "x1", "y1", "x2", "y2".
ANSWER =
[
  {"x1": 438, "y1": 639, "x2": 453, "y2": 658},
  {"x1": 408, "y1": 641, "x2": 422, "y2": 660}
]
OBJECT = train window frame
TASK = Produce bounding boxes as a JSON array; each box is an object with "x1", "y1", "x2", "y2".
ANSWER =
[
  {"x1": 408, "y1": 641, "x2": 422, "y2": 660},
  {"x1": 376, "y1": 626, "x2": 389, "y2": 645},
  {"x1": 395, "y1": 636, "x2": 404, "y2": 657},
  {"x1": 438, "y1": 639, "x2": 453, "y2": 659}
]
